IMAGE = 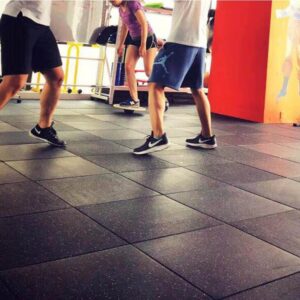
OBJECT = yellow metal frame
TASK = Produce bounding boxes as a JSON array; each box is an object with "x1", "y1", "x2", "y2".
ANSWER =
[
  {"x1": 63, "y1": 42, "x2": 82, "y2": 93},
  {"x1": 31, "y1": 72, "x2": 42, "y2": 93}
]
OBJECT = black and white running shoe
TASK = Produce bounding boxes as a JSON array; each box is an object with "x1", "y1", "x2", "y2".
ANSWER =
[
  {"x1": 119, "y1": 99, "x2": 140, "y2": 108},
  {"x1": 186, "y1": 134, "x2": 217, "y2": 149},
  {"x1": 30, "y1": 123, "x2": 66, "y2": 147},
  {"x1": 133, "y1": 133, "x2": 169, "y2": 155}
]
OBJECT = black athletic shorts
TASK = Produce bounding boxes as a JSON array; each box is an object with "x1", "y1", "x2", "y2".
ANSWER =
[
  {"x1": 0, "y1": 13, "x2": 62, "y2": 76},
  {"x1": 128, "y1": 34, "x2": 158, "y2": 50}
]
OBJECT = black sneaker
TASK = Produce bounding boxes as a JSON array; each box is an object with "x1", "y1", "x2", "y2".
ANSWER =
[
  {"x1": 133, "y1": 133, "x2": 169, "y2": 155},
  {"x1": 119, "y1": 99, "x2": 140, "y2": 108},
  {"x1": 186, "y1": 134, "x2": 217, "y2": 149},
  {"x1": 30, "y1": 123, "x2": 66, "y2": 147}
]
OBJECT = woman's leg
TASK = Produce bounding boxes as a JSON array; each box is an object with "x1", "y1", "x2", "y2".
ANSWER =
[
  {"x1": 143, "y1": 47, "x2": 157, "y2": 77},
  {"x1": 125, "y1": 45, "x2": 140, "y2": 101}
]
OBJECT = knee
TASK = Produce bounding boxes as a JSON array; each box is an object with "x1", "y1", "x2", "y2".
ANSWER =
[
  {"x1": 125, "y1": 63, "x2": 135, "y2": 75},
  {"x1": 191, "y1": 88, "x2": 206, "y2": 100},
  {"x1": 48, "y1": 74, "x2": 64, "y2": 89}
]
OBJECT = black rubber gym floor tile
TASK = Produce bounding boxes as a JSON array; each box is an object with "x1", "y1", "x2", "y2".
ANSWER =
[
  {"x1": 0, "y1": 107, "x2": 34, "y2": 117},
  {"x1": 0, "y1": 144, "x2": 75, "y2": 161},
  {"x1": 0, "y1": 163, "x2": 28, "y2": 185},
  {"x1": 184, "y1": 127, "x2": 235, "y2": 137},
  {"x1": 239, "y1": 178, "x2": 300, "y2": 209},
  {"x1": 7, "y1": 157, "x2": 110, "y2": 180},
  {"x1": 187, "y1": 162, "x2": 281, "y2": 185},
  {"x1": 86, "y1": 153, "x2": 177, "y2": 173},
  {"x1": 282, "y1": 142, "x2": 300, "y2": 150},
  {"x1": 225, "y1": 272, "x2": 300, "y2": 300},
  {"x1": 53, "y1": 130, "x2": 102, "y2": 142},
  {"x1": 68, "y1": 108, "x2": 113, "y2": 115},
  {"x1": 87, "y1": 129, "x2": 146, "y2": 140},
  {"x1": 79, "y1": 195, "x2": 222, "y2": 243},
  {"x1": 162, "y1": 120, "x2": 200, "y2": 129},
  {"x1": 0, "y1": 281, "x2": 15, "y2": 300},
  {"x1": 216, "y1": 134, "x2": 277, "y2": 146},
  {"x1": 0, "y1": 208, "x2": 125, "y2": 271},
  {"x1": 5, "y1": 121, "x2": 79, "y2": 132},
  {"x1": 0, "y1": 114, "x2": 39, "y2": 123},
  {"x1": 249, "y1": 132, "x2": 300, "y2": 144},
  {"x1": 46, "y1": 100, "x2": 103, "y2": 109},
  {"x1": 121, "y1": 167, "x2": 223, "y2": 194},
  {"x1": 213, "y1": 124, "x2": 263, "y2": 135},
  {"x1": 136, "y1": 128, "x2": 200, "y2": 138},
  {"x1": 240, "y1": 156, "x2": 300, "y2": 178},
  {"x1": 168, "y1": 185, "x2": 292, "y2": 223},
  {"x1": 62, "y1": 120, "x2": 122, "y2": 130},
  {"x1": 211, "y1": 145, "x2": 274, "y2": 163},
  {"x1": 0, "y1": 123, "x2": 21, "y2": 133},
  {"x1": 234, "y1": 210, "x2": 300, "y2": 257},
  {"x1": 136, "y1": 225, "x2": 300, "y2": 299},
  {"x1": 87, "y1": 113, "x2": 147, "y2": 123},
  {"x1": 151, "y1": 149, "x2": 230, "y2": 167},
  {"x1": 0, "y1": 181, "x2": 69, "y2": 218},
  {"x1": 293, "y1": 176, "x2": 300, "y2": 183},
  {"x1": 0, "y1": 132, "x2": 43, "y2": 145},
  {"x1": 54, "y1": 115, "x2": 102, "y2": 123},
  {"x1": 113, "y1": 138, "x2": 185, "y2": 151},
  {"x1": 242, "y1": 143, "x2": 300, "y2": 159},
  {"x1": 135, "y1": 127, "x2": 200, "y2": 137},
  {"x1": 250, "y1": 125, "x2": 300, "y2": 140},
  {"x1": 39, "y1": 173, "x2": 158, "y2": 206},
  {"x1": 66, "y1": 140, "x2": 130, "y2": 156},
  {"x1": 28, "y1": 108, "x2": 80, "y2": 116},
  {"x1": 0, "y1": 246, "x2": 210, "y2": 300}
]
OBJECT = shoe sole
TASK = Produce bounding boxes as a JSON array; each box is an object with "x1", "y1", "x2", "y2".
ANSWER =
[
  {"x1": 29, "y1": 132, "x2": 66, "y2": 148},
  {"x1": 186, "y1": 142, "x2": 217, "y2": 149},
  {"x1": 133, "y1": 143, "x2": 170, "y2": 155}
]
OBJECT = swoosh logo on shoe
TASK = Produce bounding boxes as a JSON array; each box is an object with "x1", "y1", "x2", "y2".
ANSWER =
[
  {"x1": 149, "y1": 139, "x2": 162, "y2": 148},
  {"x1": 35, "y1": 128, "x2": 41, "y2": 135},
  {"x1": 200, "y1": 139, "x2": 211, "y2": 143}
]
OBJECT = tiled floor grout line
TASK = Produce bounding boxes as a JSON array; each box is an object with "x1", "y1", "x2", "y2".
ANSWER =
[
  {"x1": 117, "y1": 163, "x2": 300, "y2": 212},
  {"x1": 0, "y1": 244, "x2": 128, "y2": 274},
  {"x1": 131, "y1": 244, "x2": 216, "y2": 300},
  {"x1": 162, "y1": 194, "x2": 300, "y2": 259},
  {"x1": 1, "y1": 103, "x2": 300, "y2": 298},
  {"x1": 219, "y1": 271, "x2": 300, "y2": 300},
  {"x1": 144, "y1": 156, "x2": 300, "y2": 212}
]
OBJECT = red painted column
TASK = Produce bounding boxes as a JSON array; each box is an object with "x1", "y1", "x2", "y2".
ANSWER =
[{"x1": 209, "y1": 0, "x2": 272, "y2": 122}]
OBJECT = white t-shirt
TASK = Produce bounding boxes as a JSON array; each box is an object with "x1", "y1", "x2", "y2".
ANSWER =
[
  {"x1": 4, "y1": 0, "x2": 52, "y2": 26},
  {"x1": 168, "y1": 0, "x2": 211, "y2": 48}
]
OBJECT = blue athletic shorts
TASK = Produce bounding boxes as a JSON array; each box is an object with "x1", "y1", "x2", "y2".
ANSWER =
[{"x1": 148, "y1": 42, "x2": 206, "y2": 90}]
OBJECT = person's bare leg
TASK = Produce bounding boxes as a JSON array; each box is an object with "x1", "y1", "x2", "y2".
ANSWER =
[
  {"x1": 125, "y1": 45, "x2": 140, "y2": 101},
  {"x1": 0, "y1": 75, "x2": 28, "y2": 110},
  {"x1": 39, "y1": 66, "x2": 64, "y2": 128},
  {"x1": 148, "y1": 82, "x2": 165, "y2": 137},
  {"x1": 191, "y1": 88, "x2": 213, "y2": 137},
  {"x1": 143, "y1": 47, "x2": 157, "y2": 77}
]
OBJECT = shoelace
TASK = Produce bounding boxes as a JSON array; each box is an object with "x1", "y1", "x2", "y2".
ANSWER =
[
  {"x1": 47, "y1": 128, "x2": 58, "y2": 139},
  {"x1": 50, "y1": 121, "x2": 57, "y2": 136},
  {"x1": 145, "y1": 133, "x2": 154, "y2": 142}
]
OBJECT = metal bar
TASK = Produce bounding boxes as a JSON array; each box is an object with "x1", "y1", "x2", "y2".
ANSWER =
[
  {"x1": 23, "y1": 83, "x2": 101, "y2": 88},
  {"x1": 60, "y1": 56, "x2": 104, "y2": 61}
]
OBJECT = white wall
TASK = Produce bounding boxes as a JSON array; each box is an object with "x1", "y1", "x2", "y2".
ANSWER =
[{"x1": 0, "y1": 0, "x2": 9, "y2": 14}]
